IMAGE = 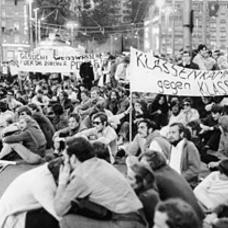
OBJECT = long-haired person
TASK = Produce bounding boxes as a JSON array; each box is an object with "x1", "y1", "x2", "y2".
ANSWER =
[{"x1": 0, "y1": 115, "x2": 46, "y2": 164}]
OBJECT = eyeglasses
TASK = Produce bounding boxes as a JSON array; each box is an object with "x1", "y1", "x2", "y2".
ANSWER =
[
  {"x1": 183, "y1": 103, "x2": 190, "y2": 107},
  {"x1": 93, "y1": 121, "x2": 102, "y2": 125}
]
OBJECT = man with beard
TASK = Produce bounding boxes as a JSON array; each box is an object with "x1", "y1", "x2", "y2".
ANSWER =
[
  {"x1": 127, "y1": 119, "x2": 171, "y2": 159},
  {"x1": 168, "y1": 122, "x2": 201, "y2": 188}
]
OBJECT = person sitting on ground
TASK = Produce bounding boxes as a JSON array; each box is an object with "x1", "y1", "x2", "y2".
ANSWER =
[
  {"x1": 71, "y1": 112, "x2": 117, "y2": 158},
  {"x1": 194, "y1": 159, "x2": 228, "y2": 211},
  {"x1": 127, "y1": 119, "x2": 171, "y2": 158},
  {"x1": 0, "y1": 115, "x2": 46, "y2": 164},
  {"x1": 0, "y1": 161, "x2": 61, "y2": 228},
  {"x1": 168, "y1": 122, "x2": 201, "y2": 187},
  {"x1": 53, "y1": 113, "x2": 86, "y2": 140},
  {"x1": 153, "y1": 198, "x2": 201, "y2": 228},
  {"x1": 126, "y1": 160, "x2": 160, "y2": 228},
  {"x1": 54, "y1": 137, "x2": 146, "y2": 228},
  {"x1": 46, "y1": 103, "x2": 68, "y2": 131},
  {"x1": 148, "y1": 94, "x2": 169, "y2": 128},
  {"x1": 17, "y1": 105, "x2": 55, "y2": 150},
  {"x1": 5, "y1": 90, "x2": 23, "y2": 112},
  {"x1": 208, "y1": 115, "x2": 228, "y2": 169},
  {"x1": 177, "y1": 98, "x2": 200, "y2": 126},
  {"x1": 140, "y1": 150, "x2": 204, "y2": 221},
  {"x1": 92, "y1": 141, "x2": 111, "y2": 163},
  {"x1": 0, "y1": 101, "x2": 15, "y2": 140},
  {"x1": 77, "y1": 86, "x2": 104, "y2": 120},
  {"x1": 31, "y1": 89, "x2": 50, "y2": 108},
  {"x1": 200, "y1": 104, "x2": 223, "y2": 152}
]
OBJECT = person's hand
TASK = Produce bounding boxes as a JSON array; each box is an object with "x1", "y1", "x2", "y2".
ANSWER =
[
  {"x1": 208, "y1": 161, "x2": 220, "y2": 169},
  {"x1": 203, "y1": 213, "x2": 218, "y2": 228},
  {"x1": 58, "y1": 161, "x2": 71, "y2": 186},
  {"x1": 157, "y1": 109, "x2": 162, "y2": 114},
  {"x1": 199, "y1": 124, "x2": 210, "y2": 134},
  {"x1": 125, "y1": 106, "x2": 132, "y2": 114},
  {"x1": 53, "y1": 132, "x2": 59, "y2": 139}
]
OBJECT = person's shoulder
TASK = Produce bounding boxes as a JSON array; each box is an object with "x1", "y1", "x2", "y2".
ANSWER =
[{"x1": 184, "y1": 139, "x2": 198, "y2": 151}]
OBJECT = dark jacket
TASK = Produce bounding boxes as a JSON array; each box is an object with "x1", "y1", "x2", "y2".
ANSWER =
[
  {"x1": 32, "y1": 113, "x2": 55, "y2": 149},
  {"x1": 4, "y1": 125, "x2": 47, "y2": 156},
  {"x1": 155, "y1": 165, "x2": 205, "y2": 221},
  {"x1": 79, "y1": 62, "x2": 94, "y2": 82},
  {"x1": 138, "y1": 189, "x2": 160, "y2": 228}
]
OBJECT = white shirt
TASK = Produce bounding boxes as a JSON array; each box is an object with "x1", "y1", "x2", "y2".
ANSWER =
[{"x1": 169, "y1": 139, "x2": 185, "y2": 174}]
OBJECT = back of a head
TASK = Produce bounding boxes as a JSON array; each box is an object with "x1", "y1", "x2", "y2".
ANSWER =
[
  {"x1": 66, "y1": 137, "x2": 95, "y2": 162},
  {"x1": 92, "y1": 141, "x2": 111, "y2": 163},
  {"x1": 52, "y1": 103, "x2": 64, "y2": 115},
  {"x1": 156, "y1": 198, "x2": 200, "y2": 228},
  {"x1": 140, "y1": 150, "x2": 167, "y2": 171},
  {"x1": 131, "y1": 162, "x2": 156, "y2": 190},
  {"x1": 17, "y1": 105, "x2": 32, "y2": 116}
]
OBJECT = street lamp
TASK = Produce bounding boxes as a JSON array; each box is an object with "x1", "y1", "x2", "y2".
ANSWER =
[
  {"x1": 155, "y1": 0, "x2": 165, "y2": 55},
  {"x1": 26, "y1": 0, "x2": 33, "y2": 48},
  {"x1": 34, "y1": 8, "x2": 39, "y2": 47}
]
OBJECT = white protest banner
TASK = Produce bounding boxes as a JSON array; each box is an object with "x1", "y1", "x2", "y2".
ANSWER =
[
  {"x1": 17, "y1": 51, "x2": 103, "y2": 73},
  {"x1": 130, "y1": 48, "x2": 228, "y2": 96}
]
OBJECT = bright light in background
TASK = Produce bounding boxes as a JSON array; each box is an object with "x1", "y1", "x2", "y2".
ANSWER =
[
  {"x1": 66, "y1": 21, "x2": 79, "y2": 29},
  {"x1": 155, "y1": 0, "x2": 165, "y2": 9},
  {"x1": 49, "y1": 33, "x2": 56, "y2": 41}
]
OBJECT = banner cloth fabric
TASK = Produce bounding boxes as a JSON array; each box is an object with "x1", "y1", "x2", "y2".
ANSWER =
[
  {"x1": 130, "y1": 48, "x2": 228, "y2": 96},
  {"x1": 17, "y1": 52, "x2": 103, "y2": 73}
]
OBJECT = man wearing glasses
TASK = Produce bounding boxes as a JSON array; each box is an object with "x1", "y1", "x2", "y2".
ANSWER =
[
  {"x1": 177, "y1": 98, "x2": 200, "y2": 126},
  {"x1": 71, "y1": 112, "x2": 117, "y2": 160}
]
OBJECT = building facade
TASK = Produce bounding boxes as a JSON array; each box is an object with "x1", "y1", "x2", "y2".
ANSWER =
[
  {"x1": 0, "y1": 0, "x2": 30, "y2": 63},
  {"x1": 144, "y1": 0, "x2": 228, "y2": 55}
]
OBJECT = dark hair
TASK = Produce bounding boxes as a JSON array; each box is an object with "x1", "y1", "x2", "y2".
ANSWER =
[
  {"x1": 211, "y1": 104, "x2": 224, "y2": 114},
  {"x1": 52, "y1": 103, "x2": 64, "y2": 115},
  {"x1": 0, "y1": 101, "x2": 8, "y2": 112},
  {"x1": 170, "y1": 122, "x2": 185, "y2": 134},
  {"x1": 140, "y1": 150, "x2": 167, "y2": 170},
  {"x1": 198, "y1": 44, "x2": 207, "y2": 52},
  {"x1": 137, "y1": 119, "x2": 158, "y2": 131},
  {"x1": 187, "y1": 121, "x2": 201, "y2": 137},
  {"x1": 156, "y1": 198, "x2": 201, "y2": 228},
  {"x1": 80, "y1": 89, "x2": 90, "y2": 97},
  {"x1": 37, "y1": 89, "x2": 43, "y2": 94},
  {"x1": 182, "y1": 50, "x2": 191, "y2": 56},
  {"x1": 218, "y1": 159, "x2": 228, "y2": 177},
  {"x1": 170, "y1": 100, "x2": 180, "y2": 109},
  {"x1": 28, "y1": 103, "x2": 40, "y2": 112},
  {"x1": 69, "y1": 113, "x2": 81, "y2": 123},
  {"x1": 130, "y1": 162, "x2": 156, "y2": 192},
  {"x1": 183, "y1": 97, "x2": 192, "y2": 106},
  {"x1": 17, "y1": 105, "x2": 32, "y2": 116},
  {"x1": 66, "y1": 137, "x2": 95, "y2": 162},
  {"x1": 92, "y1": 112, "x2": 108, "y2": 125},
  {"x1": 92, "y1": 141, "x2": 110, "y2": 163}
]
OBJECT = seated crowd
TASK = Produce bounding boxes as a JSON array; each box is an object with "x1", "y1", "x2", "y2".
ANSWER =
[{"x1": 0, "y1": 49, "x2": 228, "y2": 228}]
